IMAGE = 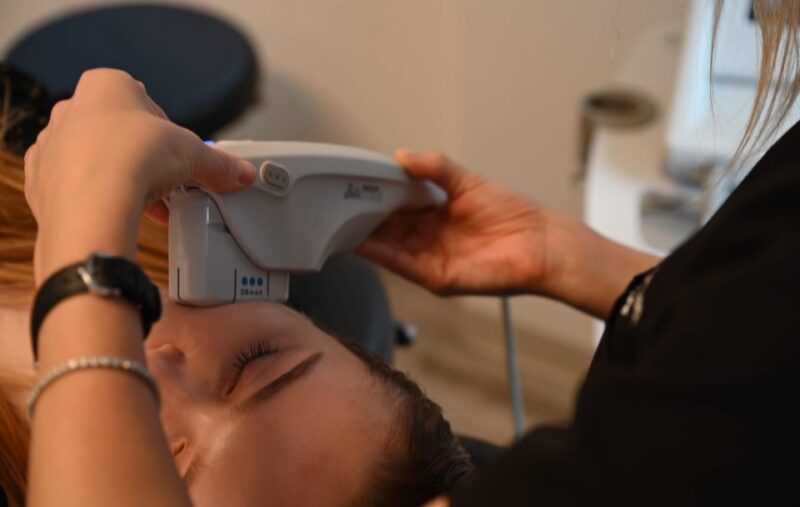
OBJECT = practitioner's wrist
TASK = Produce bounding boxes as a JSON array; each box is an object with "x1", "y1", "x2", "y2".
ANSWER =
[
  {"x1": 31, "y1": 253, "x2": 162, "y2": 363},
  {"x1": 538, "y1": 214, "x2": 660, "y2": 320},
  {"x1": 535, "y1": 211, "x2": 586, "y2": 301},
  {"x1": 35, "y1": 295, "x2": 146, "y2": 371},
  {"x1": 34, "y1": 193, "x2": 143, "y2": 287}
]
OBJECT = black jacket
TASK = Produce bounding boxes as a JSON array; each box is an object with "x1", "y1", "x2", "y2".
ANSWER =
[{"x1": 451, "y1": 122, "x2": 800, "y2": 506}]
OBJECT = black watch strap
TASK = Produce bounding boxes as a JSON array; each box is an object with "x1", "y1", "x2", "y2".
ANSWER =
[{"x1": 31, "y1": 253, "x2": 162, "y2": 360}]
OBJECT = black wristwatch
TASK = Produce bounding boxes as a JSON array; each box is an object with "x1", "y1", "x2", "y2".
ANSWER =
[{"x1": 30, "y1": 252, "x2": 162, "y2": 360}]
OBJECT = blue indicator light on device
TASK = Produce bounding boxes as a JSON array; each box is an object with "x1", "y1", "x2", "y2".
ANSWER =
[
  {"x1": 204, "y1": 140, "x2": 215, "y2": 145},
  {"x1": 257, "y1": 277, "x2": 264, "y2": 286},
  {"x1": 241, "y1": 276, "x2": 248, "y2": 286}
]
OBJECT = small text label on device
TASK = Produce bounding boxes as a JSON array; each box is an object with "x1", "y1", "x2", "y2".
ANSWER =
[{"x1": 344, "y1": 182, "x2": 382, "y2": 202}]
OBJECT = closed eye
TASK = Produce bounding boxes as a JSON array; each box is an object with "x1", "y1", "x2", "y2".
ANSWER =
[{"x1": 224, "y1": 340, "x2": 279, "y2": 395}]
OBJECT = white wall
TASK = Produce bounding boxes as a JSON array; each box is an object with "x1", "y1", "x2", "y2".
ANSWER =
[{"x1": 0, "y1": 0, "x2": 690, "y2": 351}]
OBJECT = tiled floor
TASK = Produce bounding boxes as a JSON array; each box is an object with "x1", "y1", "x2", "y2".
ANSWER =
[{"x1": 382, "y1": 270, "x2": 594, "y2": 445}]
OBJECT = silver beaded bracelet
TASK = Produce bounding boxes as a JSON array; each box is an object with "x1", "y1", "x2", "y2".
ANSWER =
[{"x1": 27, "y1": 356, "x2": 160, "y2": 420}]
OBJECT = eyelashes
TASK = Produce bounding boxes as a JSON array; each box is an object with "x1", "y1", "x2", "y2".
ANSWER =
[{"x1": 228, "y1": 340, "x2": 279, "y2": 391}]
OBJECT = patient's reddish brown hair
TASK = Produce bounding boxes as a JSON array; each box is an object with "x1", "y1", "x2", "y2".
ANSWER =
[
  {"x1": 0, "y1": 149, "x2": 170, "y2": 307},
  {"x1": 0, "y1": 371, "x2": 29, "y2": 507}
]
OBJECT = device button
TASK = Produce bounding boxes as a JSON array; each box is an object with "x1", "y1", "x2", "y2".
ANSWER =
[{"x1": 259, "y1": 162, "x2": 291, "y2": 190}]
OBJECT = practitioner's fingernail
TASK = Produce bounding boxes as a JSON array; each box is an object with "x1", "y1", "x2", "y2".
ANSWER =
[{"x1": 238, "y1": 161, "x2": 257, "y2": 184}]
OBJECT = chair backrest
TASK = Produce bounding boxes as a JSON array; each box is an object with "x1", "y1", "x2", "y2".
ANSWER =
[{"x1": 288, "y1": 254, "x2": 395, "y2": 363}]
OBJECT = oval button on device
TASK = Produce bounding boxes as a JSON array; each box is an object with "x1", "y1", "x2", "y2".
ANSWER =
[{"x1": 259, "y1": 162, "x2": 291, "y2": 190}]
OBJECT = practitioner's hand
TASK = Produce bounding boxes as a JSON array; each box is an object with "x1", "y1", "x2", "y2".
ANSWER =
[
  {"x1": 23, "y1": 68, "x2": 256, "y2": 284},
  {"x1": 358, "y1": 151, "x2": 559, "y2": 296}
]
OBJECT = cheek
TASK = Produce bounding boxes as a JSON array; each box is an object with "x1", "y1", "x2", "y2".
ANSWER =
[
  {"x1": 187, "y1": 416, "x2": 304, "y2": 507},
  {"x1": 186, "y1": 388, "x2": 357, "y2": 507}
]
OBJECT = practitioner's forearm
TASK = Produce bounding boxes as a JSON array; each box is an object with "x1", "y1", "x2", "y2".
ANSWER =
[
  {"x1": 27, "y1": 296, "x2": 191, "y2": 507},
  {"x1": 22, "y1": 68, "x2": 256, "y2": 507}
]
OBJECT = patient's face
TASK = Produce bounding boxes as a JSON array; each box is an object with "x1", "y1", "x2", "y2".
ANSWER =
[{"x1": 145, "y1": 301, "x2": 397, "y2": 507}]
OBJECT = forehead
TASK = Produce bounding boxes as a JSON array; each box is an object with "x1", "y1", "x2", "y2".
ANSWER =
[
  {"x1": 154, "y1": 300, "x2": 309, "y2": 338},
  {"x1": 160, "y1": 299, "x2": 298, "y2": 322}
]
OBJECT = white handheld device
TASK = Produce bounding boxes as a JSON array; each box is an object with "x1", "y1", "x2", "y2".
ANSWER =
[{"x1": 168, "y1": 141, "x2": 446, "y2": 306}]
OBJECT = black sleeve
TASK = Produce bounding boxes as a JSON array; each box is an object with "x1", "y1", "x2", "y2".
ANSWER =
[{"x1": 451, "y1": 124, "x2": 800, "y2": 506}]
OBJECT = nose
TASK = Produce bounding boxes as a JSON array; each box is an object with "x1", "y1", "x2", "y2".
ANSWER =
[
  {"x1": 146, "y1": 342, "x2": 186, "y2": 386},
  {"x1": 147, "y1": 341, "x2": 183, "y2": 373},
  {"x1": 146, "y1": 343, "x2": 196, "y2": 435},
  {"x1": 146, "y1": 343, "x2": 189, "y2": 406},
  {"x1": 146, "y1": 342, "x2": 185, "y2": 362}
]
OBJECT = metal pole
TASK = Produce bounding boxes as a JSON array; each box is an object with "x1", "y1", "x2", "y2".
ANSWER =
[{"x1": 501, "y1": 296, "x2": 526, "y2": 440}]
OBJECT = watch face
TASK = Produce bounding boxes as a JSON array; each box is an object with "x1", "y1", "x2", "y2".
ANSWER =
[{"x1": 0, "y1": 64, "x2": 54, "y2": 157}]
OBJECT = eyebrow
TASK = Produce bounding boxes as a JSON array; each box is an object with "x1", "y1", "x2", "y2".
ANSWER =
[
  {"x1": 182, "y1": 351, "x2": 324, "y2": 488},
  {"x1": 235, "y1": 351, "x2": 324, "y2": 414}
]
